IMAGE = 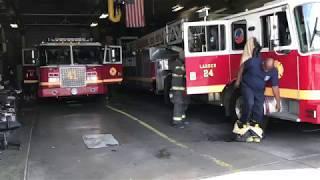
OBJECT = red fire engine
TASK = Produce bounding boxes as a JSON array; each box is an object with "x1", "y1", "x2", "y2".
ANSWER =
[
  {"x1": 22, "y1": 38, "x2": 123, "y2": 98},
  {"x1": 124, "y1": 0, "x2": 320, "y2": 124}
]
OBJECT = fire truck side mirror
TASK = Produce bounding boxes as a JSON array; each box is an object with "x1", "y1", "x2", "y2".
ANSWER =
[{"x1": 268, "y1": 15, "x2": 280, "y2": 51}]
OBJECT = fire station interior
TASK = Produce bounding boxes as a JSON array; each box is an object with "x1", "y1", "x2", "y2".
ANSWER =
[{"x1": 1, "y1": 0, "x2": 320, "y2": 179}]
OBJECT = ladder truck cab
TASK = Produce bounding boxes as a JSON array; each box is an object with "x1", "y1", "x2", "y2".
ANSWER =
[
  {"x1": 103, "y1": 45, "x2": 123, "y2": 84},
  {"x1": 125, "y1": 0, "x2": 320, "y2": 125},
  {"x1": 22, "y1": 38, "x2": 113, "y2": 98}
]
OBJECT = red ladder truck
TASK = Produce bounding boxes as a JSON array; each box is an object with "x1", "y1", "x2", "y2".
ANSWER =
[{"x1": 124, "y1": 0, "x2": 320, "y2": 125}]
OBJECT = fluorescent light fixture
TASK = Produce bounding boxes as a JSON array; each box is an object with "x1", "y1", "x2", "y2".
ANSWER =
[
  {"x1": 172, "y1": 4, "x2": 184, "y2": 12},
  {"x1": 10, "y1": 23, "x2": 18, "y2": 28},
  {"x1": 99, "y1": 13, "x2": 109, "y2": 19},
  {"x1": 196, "y1": 7, "x2": 211, "y2": 13},
  {"x1": 212, "y1": 8, "x2": 228, "y2": 14},
  {"x1": 90, "y1": 22, "x2": 98, "y2": 27}
]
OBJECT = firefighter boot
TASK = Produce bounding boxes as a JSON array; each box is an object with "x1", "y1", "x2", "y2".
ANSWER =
[
  {"x1": 249, "y1": 121, "x2": 264, "y2": 143},
  {"x1": 172, "y1": 121, "x2": 185, "y2": 129},
  {"x1": 233, "y1": 121, "x2": 252, "y2": 142},
  {"x1": 233, "y1": 121, "x2": 249, "y2": 135},
  {"x1": 182, "y1": 114, "x2": 190, "y2": 125},
  {"x1": 234, "y1": 131, "x2": 254, "y2": 142}
]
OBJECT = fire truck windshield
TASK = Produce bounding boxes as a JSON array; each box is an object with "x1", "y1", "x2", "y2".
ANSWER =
[
  {"x1": 44, "y1": 46, "x2": 71, "y2": 65},
  {"x1": 73, "y1": 46, "x2": 102, "y2": 65},
  {"x1": 295, "y1": 3, "x2": 320, "y2": 53}
]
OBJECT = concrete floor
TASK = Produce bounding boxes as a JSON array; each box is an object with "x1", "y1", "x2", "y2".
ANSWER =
[{"x1": 2, "y1": 90, "x2": 320, "y2": 180}]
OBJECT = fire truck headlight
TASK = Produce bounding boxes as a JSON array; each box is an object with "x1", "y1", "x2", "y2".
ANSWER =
[
  {"x1": 87, "y1": 75, "x2": 98, "y2": 81},
  {"x1": 87, "y1": 72, "x2": 98, "y2": 81},
  {"x1": 71, "y1": 88, "x2": 78, "y2": 95},
  {"x1": 48, "y1": 77, "x2": 59, "y2": 83},
  {"x1": 48, "y1": 73, "x2": 60, "y2": 83}
]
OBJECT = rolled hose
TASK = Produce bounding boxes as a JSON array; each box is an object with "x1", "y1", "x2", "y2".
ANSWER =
[{"x1": 108, "y1": 0, "x2": 121, "y2": 23}]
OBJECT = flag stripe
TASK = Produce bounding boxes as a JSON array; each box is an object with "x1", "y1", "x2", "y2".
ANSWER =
[
  {"x1": 126, "y1": 5, "x2": 129, "y2": 27},
  {"x1": 136, "y1": 0, "x2": 139, "y2": 26},
  {"x1": 139, "y1": 0, "x2": 142, "y2": 26},
  {"x1": 126, "y1": 0, "x2": 145, "y2": 28},
  {"x1": 141, "y1": 0, "x2": 145, "y2": 26}
]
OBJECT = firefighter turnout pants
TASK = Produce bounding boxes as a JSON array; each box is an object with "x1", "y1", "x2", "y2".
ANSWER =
[
  {"x1": 171, "y1": 90, "x2": 189, "y2": 123},
  {"x1": 233, "y1": 84, "x2": 264, "y2": 139},
  {"x1": 170, "y1": 58, "x2": 189, "y2": 124},
  {"x1": 240, "y1": 84, "x2": 264, "y2": 124}
]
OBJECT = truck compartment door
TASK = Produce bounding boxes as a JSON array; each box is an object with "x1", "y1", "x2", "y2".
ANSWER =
[
  {"x1": 103, "y1": 46, "x2": 123, "y2": 84},
  {"x1": 22, "y1": 48, "x2": 38, "y2": 84}
]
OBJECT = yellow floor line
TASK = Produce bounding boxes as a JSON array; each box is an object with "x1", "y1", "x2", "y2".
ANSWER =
[{"x1": 106, "y1": 105, "x2": 234, "y2": 170}]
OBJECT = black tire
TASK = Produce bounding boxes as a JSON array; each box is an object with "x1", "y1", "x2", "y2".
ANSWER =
[
  {"x1": 261, "y1": 117, "x2": 270, "y2": 132},
  {"x1": 163, "y1": 75, "x2": 172, "y2": 105},
  {"x1": 229, "y1": 87, "x2": 269, "y2": 130},
  {"x1": 0, "y1": 140, "x2": 5, "y2": 150},
  {"x1": 93, "y1": 94, "x2": 108, "y2": 104},
  {"x1": 230, "y1": 88, "x2": 241, "y2": 124}
]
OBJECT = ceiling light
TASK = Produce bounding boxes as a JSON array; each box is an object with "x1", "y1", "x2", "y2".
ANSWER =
[
  {"x1": 99, "y1": 13, "x2": 109, "y2": 19},
  {"x1": 10, "y1": 23, "x2": 18, "y2": 28},
  {"x1": 90, "y1": 22, "x2": 98, "y2": 27},
  {"x1": 172, "y1": 4, "x2": 184, "y2": 12}
]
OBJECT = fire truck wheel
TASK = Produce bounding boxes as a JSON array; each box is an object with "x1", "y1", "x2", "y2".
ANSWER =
[
  {"x1": 163, "y1": 75, "x2": 172, "y2": 105},
  {"x1": 230, "y1": 88, "x2": 269, "y2": 130},
  {"x1": 0, "y1": 140, "x2": 5, "y2": 150},
  {"x1": 94, "y1": 95, "x2": 108, "y2": 104},
  {"x1": 230, "y1": 88, "x2": 242, "y2": 123}
]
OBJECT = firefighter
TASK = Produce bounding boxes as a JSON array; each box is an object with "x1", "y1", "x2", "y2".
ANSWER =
[
  {"x1": 169, "y1": 48, "x2": 190, "y2": 128},
  {"x1": 234, "y1": 40, "x2": 281, "y2": 143},
  {"x1": 5, "y1": 66, "x2": 18, "y2": 90}
]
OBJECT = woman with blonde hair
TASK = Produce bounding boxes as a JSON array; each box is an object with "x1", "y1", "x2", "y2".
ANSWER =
[{"x1": 235, "y1": 37, "x2": 260, "y2": 87}]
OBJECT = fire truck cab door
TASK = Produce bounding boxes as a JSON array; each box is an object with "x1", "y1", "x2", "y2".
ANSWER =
[
  {"x1": 22, "y1": 48, "x2": 38, "y2": 84},
  {"x1": 183, "y1": 20, "x2": 231, "y2": 95},
  {"x1": 103, "y1": 46, "x2": 123, "y2": 84}
]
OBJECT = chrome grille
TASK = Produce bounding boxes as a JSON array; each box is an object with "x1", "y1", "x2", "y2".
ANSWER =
[{"x1": 60, "y1": 66, "x2": 86, "y2": 87}]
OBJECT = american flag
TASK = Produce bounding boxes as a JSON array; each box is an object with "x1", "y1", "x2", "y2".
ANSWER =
[{"x1": 125, "y1": 0, "x2": 145, "y2": 28}]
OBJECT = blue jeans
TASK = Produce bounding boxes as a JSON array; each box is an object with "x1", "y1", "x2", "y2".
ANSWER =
[{"x1": 240, "y1": 85, "x2": 264, "y2": 123}]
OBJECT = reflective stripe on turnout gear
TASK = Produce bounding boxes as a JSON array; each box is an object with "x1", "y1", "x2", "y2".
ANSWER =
[
  {"x1": 173, "y1": 116, "x2": 183, "y2": 121},
  {"x1": 249, "y1": 124, "x2": 263, "y2": 138},
  {"x1": 232, "y1": 121, "x2": 250, "y2": 136},
  {"x1": 172, "y1": 73, "x2": 184, "y2": 78},
  {"x1": 182, "y1": 114, "x2": 186, "y2": 119},
  {"x1": 171, "y1": 86, "x2": 186, "y2": 91},
  {"x1": 175, "y1": 66, "x2": 185, "y2": 71}
]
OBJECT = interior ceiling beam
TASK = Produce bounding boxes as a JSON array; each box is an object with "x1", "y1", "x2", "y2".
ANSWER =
[
  {"x1": 24, "y1": 23, "x2": 90, "y2": 26},
  {"x1": 21, "y1": 13, "x2": 100, "y2": 17}
]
